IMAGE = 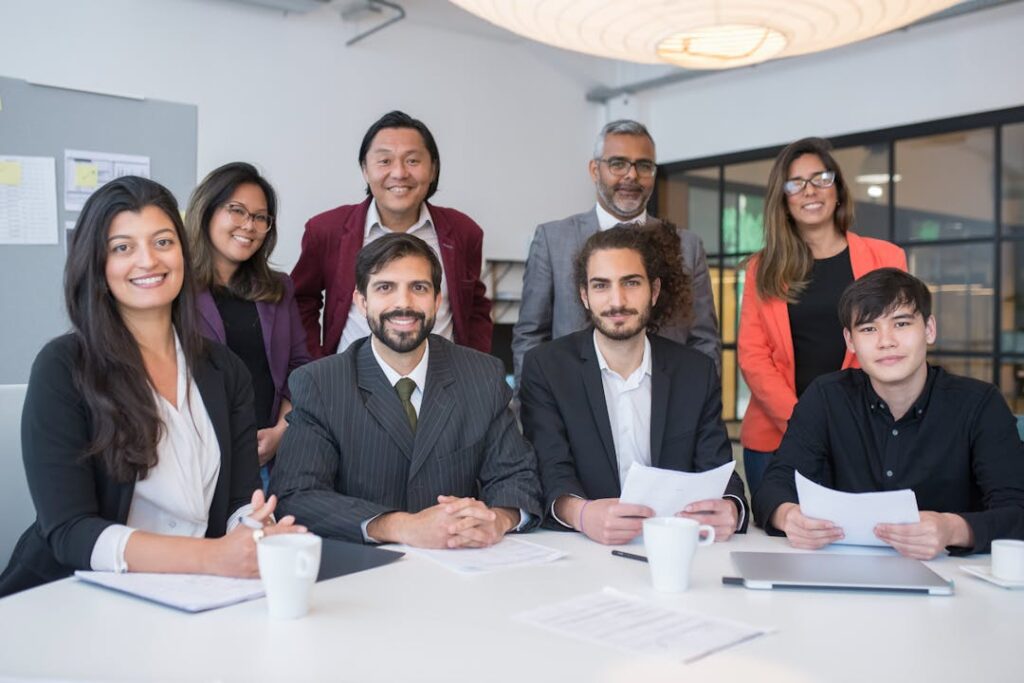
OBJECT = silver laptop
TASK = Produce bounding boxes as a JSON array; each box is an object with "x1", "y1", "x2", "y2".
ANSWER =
[{"x1": 725, "y1": 551, "x2": 954, "y2": 595}]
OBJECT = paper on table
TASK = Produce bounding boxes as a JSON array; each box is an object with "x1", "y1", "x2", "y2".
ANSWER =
[
  {"x1": 75, "y1": 570, "x2": 264, "y2": 613},
  {"x1": 517, "y1": 587, "x2": 770, "y2": 664},
  {"x1": 795, "y1": 472, "x2": 920, "y2": 547},
  {"x1": 0, "y1": 155, "x2": 58, "y2": 245},
  {"x1": 397, "y1": 537, "x2": 565, "y2": 574},
  {"x1": 619, "y1": 461, "x2": 735, "y2": 517}
]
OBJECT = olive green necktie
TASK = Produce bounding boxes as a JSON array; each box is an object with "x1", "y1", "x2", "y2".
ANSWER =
[{"x1": 395, "y1": 377, "x2": 417, "y2": 431}]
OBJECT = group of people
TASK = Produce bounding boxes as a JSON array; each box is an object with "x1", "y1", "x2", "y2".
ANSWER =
[{"x1": 1, "y1": 111, "x2": 1022, "y2": 598}]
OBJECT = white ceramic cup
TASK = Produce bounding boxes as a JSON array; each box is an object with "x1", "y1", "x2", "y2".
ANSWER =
[
  {"x1": 256, "y1": 534, "x2": 322, "y2": 619},
  {"x1": 642, "y1": 517, "x2": 715, "y2": 592},
  {"x1": 991, "y1": 539, "x2": 1024, "y2": 581}
]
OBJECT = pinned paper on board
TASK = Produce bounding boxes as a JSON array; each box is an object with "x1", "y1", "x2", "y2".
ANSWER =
[
  {"x1": 0, "y1": 159, "x2": 22, "y2": 186},
  {"x1": 0, "y1": 155, "x2": 58, "y2": 245},
  {"x1": 63, "y1": 149, "x2": 150, "y2": 211}
]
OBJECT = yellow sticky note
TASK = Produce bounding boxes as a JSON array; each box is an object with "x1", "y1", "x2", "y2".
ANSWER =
[
  {"x1": 0, "y1": 160, "x2": 22, "y2": 186},
  {"x1": 75, "y1": 162, "x2": 99, "y2": 188}
]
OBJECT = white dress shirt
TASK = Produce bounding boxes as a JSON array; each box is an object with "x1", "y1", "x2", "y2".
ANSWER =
[
  {"x1": 338, "y1": 201, "x2": 453, "y2": 353},
  {"x1": 595, "y1": 203, "x2": 647, "y2": 231},
  {"x1": 594, "y1": 332, "x2": 654, "y2": 487},
  {"x1": 90, "y1": 333, "x2": 250, "y2": 572},
  {"x1": 361, "y1": 339, "x2": 529, "y2": 541}
]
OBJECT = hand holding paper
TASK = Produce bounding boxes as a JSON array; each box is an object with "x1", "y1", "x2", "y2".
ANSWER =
[
  {"x1": 620, "y1": 461, "x2": 736, "y2": 518},
  {"x1": 795, "y1": 472, "x2": 919, "y2": 547}
]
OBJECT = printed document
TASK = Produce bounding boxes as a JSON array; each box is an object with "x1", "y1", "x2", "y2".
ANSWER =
[
  {"x1": 795, "y1": 472, "x2": 920, "y2": 546},
  {"x1": 63, "y1": 149, "x2": 150, "y2": 211},
  {"x1": 396, "y1": 537, "x2": 565, "y2": 574},
  {"x1": 0, "y1": 155, "x2": 57, "y2": 244},
  {"x1": 620, "y1": 461, "x2": 735, "y2": 517},
  {"x1": 75, "y1": 571, "x2": 264, "y2": 613},
  {"x1": 517, "y1": 587, "x2": 770, "y2": 664}
]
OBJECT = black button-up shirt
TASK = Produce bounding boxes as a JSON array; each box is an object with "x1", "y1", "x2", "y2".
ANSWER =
[{"x1": 753, "y1": 366, "x2": 1024, "y2": 554}]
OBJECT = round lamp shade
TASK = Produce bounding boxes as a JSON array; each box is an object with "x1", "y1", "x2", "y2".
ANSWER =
[{"x1": 449, "y1": 0, "x2": 960, "y2": 69}]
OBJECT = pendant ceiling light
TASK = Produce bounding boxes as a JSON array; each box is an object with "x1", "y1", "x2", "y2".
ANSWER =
[{"x1": 449, "y1": 0, "x2": 960, "y2": 69}]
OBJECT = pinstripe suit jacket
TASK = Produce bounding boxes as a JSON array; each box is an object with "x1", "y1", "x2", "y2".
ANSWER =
[{"x1": 270, "y1": 335, "x2": 543, "y2": 543}]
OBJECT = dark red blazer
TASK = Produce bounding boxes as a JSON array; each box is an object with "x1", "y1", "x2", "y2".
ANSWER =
[{"x1": 291, "y1": 198, "x2": 493, "y2": 359}]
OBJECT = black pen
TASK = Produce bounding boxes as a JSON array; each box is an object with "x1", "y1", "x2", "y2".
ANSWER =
[{"x1": 611, "y1": 550, "x2": 648, "y2": 563}]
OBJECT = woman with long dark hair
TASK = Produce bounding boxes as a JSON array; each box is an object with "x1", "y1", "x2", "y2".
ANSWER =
[
  {"x1": 185, "y1": 163, "x2": 310, "y2": 481},
  {"x1": 0, "y1": 177, "x2": 303, "y2": 597},
  {"x1": 738, "y1": 138, "x2": 906, "y2": 495}
]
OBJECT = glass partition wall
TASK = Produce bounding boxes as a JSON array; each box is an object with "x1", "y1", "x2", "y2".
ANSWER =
[{"x1": 656, "y1": 107, "x2": 1024, "y2": 420}]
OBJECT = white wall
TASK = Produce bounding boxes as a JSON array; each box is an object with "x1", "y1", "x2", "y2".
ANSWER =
[
  {"x1": 0, "y1": 0, "x2": 607, "y2": 266},
  {"x1": 630, "y1": 2, "x2": 1024, "y2": 164}
]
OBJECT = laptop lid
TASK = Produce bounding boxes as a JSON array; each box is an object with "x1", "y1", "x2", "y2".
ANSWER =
[{"x1": 727, "y1": 551, "x2": 954, "y2": 595}]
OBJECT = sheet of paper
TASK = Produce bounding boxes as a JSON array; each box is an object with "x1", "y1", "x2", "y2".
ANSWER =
[
  {"x1": 517, "y1": 587, "x2": 770, "y2": 664},
  {"x1": 795, "y1": 472, "x2": 920, "y2": 547},
  {"x1": 75, "y1": 570, "x2": 264, "y2": 613},
  {"x1": 396, "y1": 537, "x2": 566, "y2": 574},
  {"x1": 619, "y1": 461, "x2": 735, "y2": 517},
  {"x1": 63, "y1": 149, "x2": 150, "y2": 211},
  {"x1": 0, "y1": 155, "x2": 58, "y2": 245}
]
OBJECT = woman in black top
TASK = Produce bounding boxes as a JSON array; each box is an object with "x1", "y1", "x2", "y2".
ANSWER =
[{"x1": 185, "y1": 163, "x2": 311, "y2": 485}]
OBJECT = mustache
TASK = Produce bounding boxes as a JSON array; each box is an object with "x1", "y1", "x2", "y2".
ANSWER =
[
  {"x1": 600, "y1": 307, "x2": 639, "y2": 317},
  {"x1": 381, "y1": 308, "x2": 426, "y2": 323},
  {"x1": 614, "y1": 182, "x2": 643, "y2": 192}
]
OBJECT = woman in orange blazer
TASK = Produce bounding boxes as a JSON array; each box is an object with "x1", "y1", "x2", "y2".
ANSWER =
[{"x1": 739, "y1": 137, "x2": 906, "y2": 494}]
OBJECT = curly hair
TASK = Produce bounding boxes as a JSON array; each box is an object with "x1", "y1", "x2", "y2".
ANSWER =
[{"x1": 573, "y1": 219, "x2": 693, "y2": 334}]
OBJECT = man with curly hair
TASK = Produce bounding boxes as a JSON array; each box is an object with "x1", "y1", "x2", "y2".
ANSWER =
[{"x1": 519, "y1": 227, "x2": 747, "y2": 545}]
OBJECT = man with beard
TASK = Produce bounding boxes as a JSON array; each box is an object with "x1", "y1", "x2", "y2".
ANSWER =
[
  {"x1": 512, "y1": 120, "x2": 719, "y2": 384},
  {"x1": 519, "y1": 227, "x2": 746, "y2": 545},
  {"x1": 271, "y1": 233, "x2": 542, "y2": 547}
]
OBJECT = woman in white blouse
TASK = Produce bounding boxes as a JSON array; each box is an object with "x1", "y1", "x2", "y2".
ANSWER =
[{"x1": 0, "y1": 176, "x2": 304, "y2": 597}]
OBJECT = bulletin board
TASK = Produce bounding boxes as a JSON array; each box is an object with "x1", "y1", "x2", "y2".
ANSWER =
[{"x1": 0, "y1": 75, "x2": 197, "y2": 383}]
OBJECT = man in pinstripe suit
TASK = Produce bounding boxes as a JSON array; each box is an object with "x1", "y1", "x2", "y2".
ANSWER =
[{"x1": 272, "y1": 233, "x2": 542, "y2": 548}]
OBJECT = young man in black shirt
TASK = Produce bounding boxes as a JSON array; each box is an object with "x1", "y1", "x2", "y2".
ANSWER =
[{"x1": 753, "y1": 268, "x2": 1024, "y2": 558}]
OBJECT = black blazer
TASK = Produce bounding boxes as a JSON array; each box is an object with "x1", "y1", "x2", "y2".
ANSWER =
[
  {"x1": 519, "y1": 328, "x2": 747, "y2": 528},
  {"x1": 0, "y1": 334, "x2": 261, "y2": 597}
]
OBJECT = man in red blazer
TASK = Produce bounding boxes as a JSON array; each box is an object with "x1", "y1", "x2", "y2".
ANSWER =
[{"x1": 292, "y1": 111, "x2": 492, "y2": 358}]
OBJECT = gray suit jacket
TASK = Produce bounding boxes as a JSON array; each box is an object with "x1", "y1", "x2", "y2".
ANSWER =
[
  {"x1": 270, "y1": 335, "x2": 543, "y2": 543},
  {"x1": 511, "y1": 209, "x2": 721, "y2": 382}
]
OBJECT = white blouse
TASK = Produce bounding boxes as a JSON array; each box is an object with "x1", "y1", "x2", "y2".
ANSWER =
[{"x1": 90, "y1": 334, "x2": 245, "y2": 572}]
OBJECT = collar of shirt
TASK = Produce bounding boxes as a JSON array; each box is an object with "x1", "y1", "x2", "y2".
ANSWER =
[
  {"x1": 595, "y1": 203, "x2": 647, "y2": 231},
  {"x1": 863, "y1": 364, "x2": 937, "y2": 422},
  {"x1": 370, "y1": 336, "x2": 430, "y2": 393},
  {"x1": 365, "y1": 199, "x2": 433, "y2": 238},
  {"x1": 593, "y1": 330, "x2": 652, "y2": 387}
]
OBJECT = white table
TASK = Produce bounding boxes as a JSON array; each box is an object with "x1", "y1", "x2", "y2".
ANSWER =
[{"x1": 0, "y1": 529, "x2": 1019, "y2": 683}]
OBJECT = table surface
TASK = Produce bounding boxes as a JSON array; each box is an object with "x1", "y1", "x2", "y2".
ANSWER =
[{"x1": 0, "y1": 529, "x2": 1020, "y2": 683}]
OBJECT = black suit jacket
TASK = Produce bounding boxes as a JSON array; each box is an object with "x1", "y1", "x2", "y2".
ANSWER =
[
  {"x1": 519, "y1": 329, "x2": 747, "y2": 528},
  {"x1": 0, "y1": 334, "x2": 260, "y2": 597},
  {"x1": 270, "y1": 336, "x2": 543, "y2": 543}
]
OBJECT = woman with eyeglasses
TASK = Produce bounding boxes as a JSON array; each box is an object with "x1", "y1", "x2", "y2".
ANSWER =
[
  {"x1": 0, "y1": 176, "x2": 304, "y2": 597},
  {"x1": 738, "y1": 137, "x2": 906, "y2": 495},
  {"x1": 185, "y1": 163, "x2": 311, "y2": 483}
]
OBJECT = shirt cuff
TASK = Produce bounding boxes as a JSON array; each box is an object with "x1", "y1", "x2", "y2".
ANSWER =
[
  {"x1": 724, "y1": 494, "x2": 746, "y2": 531},
  {"x1": 90, "y1": 524, "x2": 136, "y2": 573},
  {"x1": 362, "y1": 514, "x2": 384, "y2": 544},
  {"x1": 227, "y1": 504, "x2": 256, "y2": 533},
  {"x1": 511, "y1": 509, "x2": 532, "y2": 532},
  {"x1": 550, "y1": 495, "x2": 584, "y2": 529}
]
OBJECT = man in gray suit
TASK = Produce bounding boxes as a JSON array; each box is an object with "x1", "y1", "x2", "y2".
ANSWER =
[
  {"x1": 272, "y1": 233, "x2": 542, "y2": 548},
  {"x1": 512, "y1": 120, "x2": 720, "y2": 381}
]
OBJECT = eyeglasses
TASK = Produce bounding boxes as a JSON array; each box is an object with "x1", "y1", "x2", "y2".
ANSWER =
[
  {"x1": 597, "y1": 157, "x2": 658, "y2": 178},
  {"x1": 222, "y1": 202, "x2": 274, "y2": 233},
  {"x1": 783, "y1": 170, "x2": 836, "y2": 196}
]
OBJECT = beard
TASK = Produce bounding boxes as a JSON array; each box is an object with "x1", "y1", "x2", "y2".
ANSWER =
[
  {"x1": 596, "y1": 177, "x2": 650, "y2": 219},
  {"x1": 368, "y1": 308, "x2": 435, "y2": 353},
  {"x1": 588, "y1": 304, "x2": 651, "y2": 341}
]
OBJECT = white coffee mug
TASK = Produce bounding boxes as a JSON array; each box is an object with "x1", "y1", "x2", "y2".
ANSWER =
[
  {"x1": 257, "y1": 534, "x2": 322, "y2": 619},
  {"x1": 991, "y1": 539, "x2": 1024, "y2": 581},
  {"x1": 642, "y1": 517, "x2": 715, "y2": 592}
]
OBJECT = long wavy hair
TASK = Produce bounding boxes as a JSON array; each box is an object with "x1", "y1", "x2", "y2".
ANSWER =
[
  {"x1": 755, "y1": 137, "x2": 855, "y2": 303},
  {"x1": 185, "y1": 162, "x2": 284, "y2": 302},
  {"x1": 573, "y1": 219, "x2": 693, "y2": 334},
  {"x1": 65, "y1": 176, "x2": 205, "y2": 483}
]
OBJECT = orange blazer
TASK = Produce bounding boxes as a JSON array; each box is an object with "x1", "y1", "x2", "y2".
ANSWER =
[{"x1": 738, "y1": 231, "x2": 907, "y2": 452}]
